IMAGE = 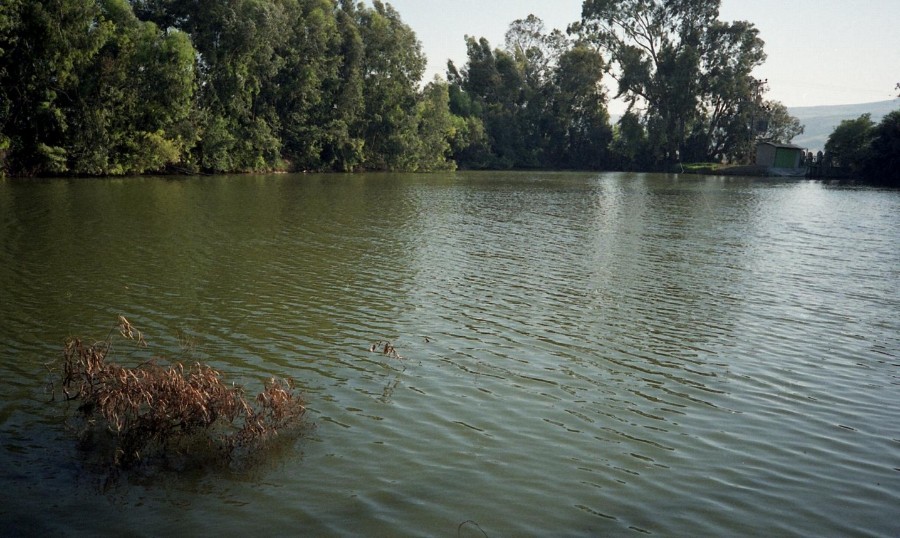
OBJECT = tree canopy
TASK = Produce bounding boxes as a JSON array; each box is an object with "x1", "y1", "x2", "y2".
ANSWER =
[
  {"x1": 446, "y1": 16, "x2": 613, "y2": 170},
  {"x1": 0, "y1": 0, "x2": 807, "y2": 177},
  {"x1": 824, "y1": 114, "x2": 875, "y2": 174},
  {"x1": 824, "y1": 111, "x2": 900, "y2": 186},
  {"x1": 862, "y1": 110, "x2": 900, "y2": 186},
  {"x1": 0, "y1": 0, "x2": 452, "y2": 176},
  {"x1": 573, "y1": 0, "x2": 797, "y2": 166}
]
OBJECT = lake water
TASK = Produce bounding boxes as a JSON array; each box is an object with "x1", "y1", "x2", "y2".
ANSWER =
[{"x1": 0, "y1": 172, "x2": 898, "y2": 536}]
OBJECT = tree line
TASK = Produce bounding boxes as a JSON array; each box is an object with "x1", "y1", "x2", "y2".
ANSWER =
[
  {"x1": 0, "y1": 0, "x2": 806, "y2": 177},
  {"x1": 822, "y1": 111, "x2": 900, "y2": 186},
  {"x1": 0, "y1": 0, "x2": 458, "y2": 176}
]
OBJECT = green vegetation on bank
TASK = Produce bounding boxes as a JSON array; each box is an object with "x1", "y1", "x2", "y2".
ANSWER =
[
  {"x1": 0, "y1": 0, "x2": 821, "y2": 177},
  {"x1": 823, "y1": 111, "x2": 900, "y2": 186},
  {"x1": 0, "y1": 0, "x2": 456, "y2": 176}
]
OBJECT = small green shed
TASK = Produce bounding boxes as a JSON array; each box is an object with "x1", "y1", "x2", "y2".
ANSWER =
[{"x1": 756, "y1": 142, "x2": 805, "y2": 169}]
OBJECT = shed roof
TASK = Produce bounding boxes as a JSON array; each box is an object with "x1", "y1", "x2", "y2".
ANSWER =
[{"x1": 757, "y1": 142, "x2": 804, "y2": 150}]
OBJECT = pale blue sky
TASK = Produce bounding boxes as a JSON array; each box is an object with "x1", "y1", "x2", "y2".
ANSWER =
[{"x1": 374, "y1": 0, "x2": 900, "y2": 113}]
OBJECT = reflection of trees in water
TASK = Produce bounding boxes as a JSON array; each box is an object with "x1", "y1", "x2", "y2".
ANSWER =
[
  {"x1": 379, "y1": 370, "x2": 404, "y2": 405},
  {"x1": 585, "y1": 176, "x2": 752, "y2": 366},
  {"x1": 369, "y1": 339, "x2": 407, "y2": 404}
]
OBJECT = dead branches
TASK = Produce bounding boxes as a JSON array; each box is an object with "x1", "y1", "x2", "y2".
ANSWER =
[
  {"x1": 58, "y1": 318, "x2": 307, "y2": 468},
  {"x1": 369, "y1": 340, "x2": 403, "y2": 359}
]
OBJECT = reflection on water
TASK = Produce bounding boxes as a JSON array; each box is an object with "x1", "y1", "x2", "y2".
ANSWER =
[{"x1": 1, "y1": 173, "x2": 898, "y2": 536}]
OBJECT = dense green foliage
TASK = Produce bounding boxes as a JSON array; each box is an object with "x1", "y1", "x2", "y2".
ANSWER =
[
  {"x1": 0, "y1": 0, "x2": 449, "y2": 176},
  {"x1": 573, "y1": 0, "x2": 800, "y2": 167},
  {"x1": 824, "y1": 114, "x2": 875, "y2": 176},
  {"x1": 824, "y1": 111, "x2": 900, "y2": 186},
  {"x1": 0, "y1": 0, "x2": 805, "y2": 176},
  {"x1": 862, "y1": 110, "x2": 900, "y2": 186},
  {"x1": 0, "y1": 0, "x2": 197, "y2": 175},
  {"x1": 447, "y1": 16, "x2": 612, "y2": 169}
]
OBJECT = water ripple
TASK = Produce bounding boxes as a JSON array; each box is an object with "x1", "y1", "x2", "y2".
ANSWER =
[{"x1": 0, "y1": 174, "x2": 898, "y2": 536}]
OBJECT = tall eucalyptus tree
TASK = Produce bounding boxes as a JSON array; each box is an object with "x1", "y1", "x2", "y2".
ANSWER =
[{"x1": 575, "y1": 0, "x2": 781, "y2": 165}]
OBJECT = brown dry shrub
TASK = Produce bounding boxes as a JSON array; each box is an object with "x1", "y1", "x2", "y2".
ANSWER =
[{"x1": 59, "y1": 316, "x2": 307, "y2": 468}]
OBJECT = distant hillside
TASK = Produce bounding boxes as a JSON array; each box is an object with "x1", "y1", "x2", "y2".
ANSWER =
[{"x1": 789, "y1": 99, "x2": 900, "y2": 153}]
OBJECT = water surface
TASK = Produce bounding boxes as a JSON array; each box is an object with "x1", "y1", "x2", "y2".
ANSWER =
[{"x1": 1, "y1": 172, "x2": 898, "y2": 536}]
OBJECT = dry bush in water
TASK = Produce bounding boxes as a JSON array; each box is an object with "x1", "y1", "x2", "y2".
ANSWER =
[{"x1": 59, "y1": 316, "x2": 306, "y2": 468}]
